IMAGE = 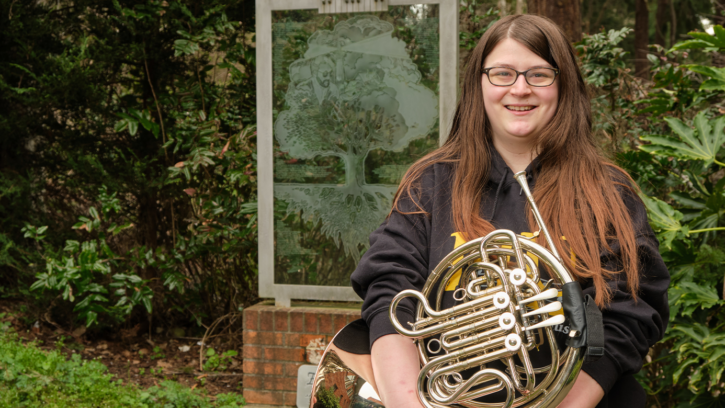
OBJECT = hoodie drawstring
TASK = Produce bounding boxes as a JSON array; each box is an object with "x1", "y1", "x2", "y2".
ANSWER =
[{"x1": 490, "y1": 168, "x2": 507, "y2": 218}]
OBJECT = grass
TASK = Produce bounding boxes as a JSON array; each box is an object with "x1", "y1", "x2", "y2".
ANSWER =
[{"x1": 0, "y1": 317, "x2": 245, "y2": 408}]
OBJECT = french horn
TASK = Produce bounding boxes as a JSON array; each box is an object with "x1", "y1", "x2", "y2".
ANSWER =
[{"x1": 309, "y1": 171, "x2": 599, "y2": 408}]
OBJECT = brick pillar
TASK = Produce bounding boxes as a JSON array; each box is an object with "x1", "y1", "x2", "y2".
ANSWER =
[{"x1": 242, "y1": 301, "x2": 361, "y2": 407}]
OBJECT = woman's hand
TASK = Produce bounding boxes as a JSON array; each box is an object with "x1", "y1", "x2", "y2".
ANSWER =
[
  {"x1": 557, "y1": 371, "x2": 604, "y2": 408},
  {"x1": 371, "y1": 334, "x2": 424, "y2": 408}
]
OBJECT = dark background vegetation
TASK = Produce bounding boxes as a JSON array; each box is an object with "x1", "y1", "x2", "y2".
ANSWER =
[{"x1": 2, "y1": 0, "x2": 725, "y2": 406}]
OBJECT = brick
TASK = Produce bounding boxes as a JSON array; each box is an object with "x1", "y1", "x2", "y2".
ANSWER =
[
  {"x1": 244, "y1": 389, "x2": 285, "y2": 405},
  {"x1": 286, "y1": 332, "x2": 301, "y2": 347},
  {"x1": 257, "y1": 331, "x2": 286, "y2": 346},
  {"x1": 275, "y1": 310, "x2": 290, "y2": 332},
  {"x1": 264, "y1": 361, "x2": 285, "y2": 376},
  {"x1": 243, "y1": 374, "x2": 262, "y2": 389},
  {"x1": 243, "y1": 360, "x2": 258, "y2": 374},
  {"x1": 284, "y1": 392, "x2": 297, "y2": 405},
  {"x1": 244, "y1": 309, "x2": 259, "y2": 331},
  {"x1": 243, "y1": 345, "x2": 262, "y2": 359},
  {"x1": 243, "y1": 330, "x2": 258, "y2": 345},
  {"x1": 243, "y1": 361, "x2": 285, "y2": 376},
  {"x1": 318, "y1": 313, "x2": 332, "y2": 334},
  {"x1": 268, "y1": 377, "x2": 298, "y2": 391},
  {"x1": 300, "y1": 334, "x2": 326, "y2": 348},
  {"x1": 304, "y1": 312, "x2": 318, "y2": 333},
  {"x1": 257, "y1": 331, "x2": 274, "y2": 345},
  {"x1": 333, "y1": 314, "x2": 347, "y2": 333},
  {"x1": 243, "y1": 374, "x2": 297, "y2": 392},
  {"x1": 264, "y1": 347, "x2": 304, "y2": 362},
  {"x1": 285, "y1": 362, "x2": 304, "y2": 377},
  {"x1": 242, "y1": 303, "x2": 366, "y2": 406},
  {"x1": 290, "y1": 311, "x2": 304, "y2": 332},
  {"x1": 260, "y1": 310, "x2": 274, "y2": 332}
]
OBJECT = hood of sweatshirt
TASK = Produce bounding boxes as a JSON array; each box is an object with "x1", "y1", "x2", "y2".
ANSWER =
[{"x1": 483, "y1": 148, "x2": 541, "y2": 227}]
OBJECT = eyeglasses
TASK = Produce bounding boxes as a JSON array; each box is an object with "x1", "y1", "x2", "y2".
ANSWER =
[{"x1": 482, "y1": 67, "x2": 559, "y2": 87}]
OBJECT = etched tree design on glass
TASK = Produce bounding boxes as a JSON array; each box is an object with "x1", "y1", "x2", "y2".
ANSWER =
[{"x1": 274, "y1": 15, "x2": 438, "y2": 263}]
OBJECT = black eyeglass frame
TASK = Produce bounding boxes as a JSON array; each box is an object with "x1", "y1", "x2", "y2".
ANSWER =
[{"x1": 482, "y1": 67, "x2": 560, "y2": 87}]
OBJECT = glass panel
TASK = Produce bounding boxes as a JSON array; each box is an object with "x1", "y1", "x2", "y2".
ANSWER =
[{"x1": 272, "y1": 5, "x2": 440, "y2": 286}]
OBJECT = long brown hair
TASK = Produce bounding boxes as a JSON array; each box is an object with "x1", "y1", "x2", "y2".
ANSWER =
[{"x1": 394, "y1": 14, "x2": 639, "y2": 307}]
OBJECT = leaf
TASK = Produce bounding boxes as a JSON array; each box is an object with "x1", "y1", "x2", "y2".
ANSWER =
[
  {"x1": 11, "y1": 87, "x2": 36, "y2": 94},
  {"x1": 85, "y1": 311, "x2": 98, "y2": 327},
  {"x1": 688, "y1": 65, "x2": 725, "y2": 92},
  {"x1": 670, "y1": 192, "x2": 707, "y2": 210},
  {"x1": 640, "y1": 112, "x2": 725, "y2": 167},
  {"x1": 174, "y1": 39, "x2": 199, "y2": 56},
  {"x1": 114, "y1": 119, "x2": 128, "y2": 133},
  {"x1": 141, "y1": 296, "x2": 152, "y2": 313},
  {"x1": 640, "y1": 194, "x2": 689, "y2": 249},
  {"x1": 708, "y1": 347, "x2": 725, "y2": 363},
  {"x1": 671, "y1": 282, "x2": 722, "y2": 317},
  {"x1": 673, "y1": 357, "x2": 699, "y2": 384},
  {"x1": 673, "y1": 324, "x2": 709, "y2": 343},
  {"x1": 671, "y1": 25, "x2": 725, "y2": 52}
]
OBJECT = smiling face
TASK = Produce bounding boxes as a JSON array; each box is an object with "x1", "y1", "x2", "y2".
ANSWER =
[{"x1": 482, "y1": 38, "x2": 559, "y2": 153}]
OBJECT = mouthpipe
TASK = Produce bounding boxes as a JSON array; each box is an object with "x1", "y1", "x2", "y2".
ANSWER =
[{"x1": 513, "y1": 171, "x2": 563, "y2": 263}]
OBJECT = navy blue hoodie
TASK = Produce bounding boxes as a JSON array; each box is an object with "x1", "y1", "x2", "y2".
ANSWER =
[{"x1": 349, "y1": 149, "x2": 670, "y2": 407}]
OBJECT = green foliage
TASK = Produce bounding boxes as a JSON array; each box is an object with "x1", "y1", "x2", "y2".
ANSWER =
[
  {"x1": 0, "y1": 0, "x2": 258, "y2": 331},
  {"x1": 577, "y1": 27, "x2": 631, "y2": 87},
  {"x1": 202, "y1": 348, "x2": 238, "y2": 372},
  {"x1": 0, "y1": 320, "x2": 245, "y2": 407},
  {"x1": 671, "y1": 26, "x2": 725, "y2": 53},
  {"x1": 459, "y1": 3, "x2": 500, "y2": 50},
  {"x1": 314, "y1": 386, "x2": 342, "y2": 408},
  {"x1": 618, "y1": 25, "x2": 725, "y2": 407},
  {"x1": 575, "y1": 28, "x2": 644, "y2": 154},
  {"x1": 640, "y1": 112, "x2": 725, "y2": 167},
  {"x1": 640, "y1": 195, "x2": 689, "y2": 250}
]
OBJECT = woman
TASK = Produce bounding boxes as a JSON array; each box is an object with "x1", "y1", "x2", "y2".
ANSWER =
[{"x1": 349, "y1": 14, "x2": 670, "y2": 408}]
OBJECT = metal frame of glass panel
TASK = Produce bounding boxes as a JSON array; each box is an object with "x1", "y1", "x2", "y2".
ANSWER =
[{"x1": 257, "y1": 0, "x2": 458, "y2": 306}]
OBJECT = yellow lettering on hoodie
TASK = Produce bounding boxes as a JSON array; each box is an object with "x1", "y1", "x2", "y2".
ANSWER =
[
  {"x1": 443, "y1": 232, "x2": 573, "y2": 317},
  {"x1": 444, "y1": 232, "x2": 468, "y2": 291}
]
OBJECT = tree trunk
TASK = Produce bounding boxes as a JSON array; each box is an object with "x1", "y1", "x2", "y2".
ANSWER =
[
  {"x1": 712, "y1": 2, "x2": 725, "y2": 68},
  {"x1": 344, "y1": 153, "x2": 366, "y2": 188},
  {"x1": 655, "y1": 0, "x2": 669, "y2": 47},
  {"x1": 634, "y1": 0, "x2": 650, "y2": 79},
  {"x1": 515, "y1": 0, "x2": 524, "y2": 14},
  {"x1": 670, "y1": 0, "x2": 677, "y2": 48},
  {"x1": 499, "y1": 0, "x2": 508, "y2": 16},
  {"x1": 527, "y1": 0, "x2": 582, "y2": 42}
]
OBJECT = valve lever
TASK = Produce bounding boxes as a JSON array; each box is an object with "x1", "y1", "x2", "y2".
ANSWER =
[
  {"x1": 523, "y1": 314, "x2": 566, "y2": 331},
  {"x1": 519, "y1": 288, "x2": 558, "y2": 304},
  {"x1": 522, "y1": 301, "x2": 562, "y2": 317}
]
